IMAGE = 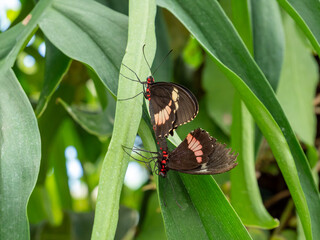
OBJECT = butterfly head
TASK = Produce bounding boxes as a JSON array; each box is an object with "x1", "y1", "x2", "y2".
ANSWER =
[{"x1": 146, "y1": 76, "x2": 154, "y2": 85}]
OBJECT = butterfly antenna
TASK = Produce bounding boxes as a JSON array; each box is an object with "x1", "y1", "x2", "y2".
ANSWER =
[
  {"x1": 152, "y1": 49, "x2": 173, "y2": 76},
  {"x1": 119, "y1": 72, "x2": 141, "y2": 83},
  {"x1": 121, "y1": 145, "x2": 157, "y2": 167},
  {"x1": 132, "y1": 147, "x2": 159, "y2": 154},
  {"x1": 142, "y1": 44, "x2": 152, "y2": 75},
  {"x1": 122, "y1": 63, "x2": 143, "y2": 83}
]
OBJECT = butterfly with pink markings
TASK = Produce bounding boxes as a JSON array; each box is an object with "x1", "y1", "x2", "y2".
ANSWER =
[{"x1": 123, "y1": 129, "x2": 238, "y2": 178}]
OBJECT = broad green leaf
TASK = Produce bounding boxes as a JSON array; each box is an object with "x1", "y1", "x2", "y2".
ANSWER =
[
  {"x1": 277, "y1": 13, "x2": 318, "y2": 146},
  {"x1": 0, "y1": 69, "x2": 41, "y2": 239},
  {"x1": 251, "y1": 0, "x2": 284, "y2": 90},
  {"x1": 138, "y1": 119, "x2": 251, "y2": 240},
  {"x1": 157, "y1": 0, "x2": 320, "y2": 239},
  {"x1": 58, "y1": 96, "x2": 115, "y2": 138},
  {"x1": 39, "y1": 0, "x2": 128, "y2": 96},
  {"x1": 277, "y1": 0, "x2": 320, "y2": 55},
  {"x1": 35, "y1": 39, "x2": 71, "y2": 117},
  {"x1": 230, "y1": 0, "x2": 278, "y2": 229},
  {"x1": 91, "y1": 0, "x2": 157, "y2": 239}
]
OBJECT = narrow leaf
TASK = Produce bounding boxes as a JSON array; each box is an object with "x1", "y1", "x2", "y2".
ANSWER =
[
  {"x1": 277, "y1": 0, "x2": 320, "y2": 55},
  {"x1": 91, "y1": 0, "x2": 157, "y2": 239},
  {"x1": 231, "y1": 95, "x2": 279, "y2": 228},
  {"x1": 251, "y1": 0, "x2": 285, "y2": 90},
  {"x1": 35, "y1": 39, "x2": 71, "y2": 117},
  {"x1": 58, "y1": 96, "x2": 115, "y2": 138}
]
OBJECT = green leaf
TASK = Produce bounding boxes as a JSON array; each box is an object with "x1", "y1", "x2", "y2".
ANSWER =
[
  {"x1": 50, "y1": 120, "x2": 74, "y2": 210},
  {"x1": 231, "y1": 0, "x2": 253, "y2": 53},
  {"x1": 37, "y1": 79, "x2": 75, "y2": 185},
  {"x1": 35, "y1": 39, "x2": 71, "y2": 117},
  {"x1": 91, "y1": 0, "x2": 157, "y2": 239},
  {"x1": 135, "y1": 192, "x2": 166, "y2": 240},
  {"x1": 0, "y1": 69, "x2": 41, "y2": 239},
  {"x1": 115, "y1": 206, "x2": 139, "y2": 240},
  {"x1": 202, "y1": 55, "x2": 234, "y2": 134},
  {"x1": 153, "y1": 8, "x2": 173, "y2": 83},
  {"x1": 231, "y1": 95, "x2": 279, "y2": 228},
  {"x1": 0, "y1": 0, "x2": 52, "y2": 69},
  {"x1": 276, "y1": 0, "x2": 320, "y2": 55},
  {"x1": 157, "y1": 0, "x2": 320, "y2": 239},
  {"x1": 230, "y1": 0, "x2": 279, "y2": 229},
  {"x1": 39, "y1": 0, "x2": 128, "y2": 96},
  {"x1": 251, "y1": 0, "x2": 285, "y2": 90},
  {"x1": 277, "y1": 13, "x2": 318, "y2": 146},
  {"x1": 58, "y1": 96, "x2": 115, "y2": 138}
]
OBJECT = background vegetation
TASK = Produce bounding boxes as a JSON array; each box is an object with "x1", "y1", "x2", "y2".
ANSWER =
[{"x1": 0, "y1": 0, "x2": 319, "y2": 239}]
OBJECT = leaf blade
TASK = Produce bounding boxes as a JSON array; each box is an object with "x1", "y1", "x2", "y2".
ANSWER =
[
  {"x1": 277, "y1": 0, "x2": 320, "y2": 55},
  {"x1": 157, "y1": 0, "x2": 320, "y2": 238},
  {"x1": 91, "y1": 0, "x2": 157, "y2": 239},
  {"x1": 0, "y1": 69, "x2": 41, "y2": 239}
]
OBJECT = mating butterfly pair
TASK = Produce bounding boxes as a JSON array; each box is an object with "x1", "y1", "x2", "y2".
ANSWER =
[{"x1": 121, "y1": 45, "x2": 237, "y2": 177}]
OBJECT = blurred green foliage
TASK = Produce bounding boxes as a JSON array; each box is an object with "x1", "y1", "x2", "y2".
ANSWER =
[{"x1": 0, "y1": 0, "x2": 319, "y2": 239}]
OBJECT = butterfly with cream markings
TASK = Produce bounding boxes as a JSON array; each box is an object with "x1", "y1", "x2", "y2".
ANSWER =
[{"x1": 119, "y1": 45, "x2": 199, "y2": 138}]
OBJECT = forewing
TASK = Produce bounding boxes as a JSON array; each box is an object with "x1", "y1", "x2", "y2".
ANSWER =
[
  {"x1": 149, "y1": 83, "x2": 177, "y2": 138},
  {"x1": 170, "y1": 83, "x2": 199, "y2": 133},
  {"x1": 149, "y1": 82, "x2": 198, "y2": 137}
]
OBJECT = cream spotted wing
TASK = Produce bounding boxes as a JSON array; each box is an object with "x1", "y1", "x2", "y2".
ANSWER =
[{"x1": 149, "y1": 82, "x2": 198, "y2": 138}]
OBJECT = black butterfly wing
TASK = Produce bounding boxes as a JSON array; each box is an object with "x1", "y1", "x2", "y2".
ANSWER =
[
  {"x1": 149, "y1": 84, "x2": 177, "y2": 138},
  {"x1": 168, "y1": 129, "x2": 238, "y2": 175},
  {"x1": 149, "y1": 82, "x2": 198, "y2": 138},
  {"x1": 170, "y1": 83, "x2": 199, "y2": 133},
  {"x1": 167, "y1": 129, "x2": 214, "y2": 170},
  {"x1": 178, "y1": 140, "x2": 238, "y2": 175}
]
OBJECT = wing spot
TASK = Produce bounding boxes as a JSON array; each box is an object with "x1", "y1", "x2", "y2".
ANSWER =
[
  {"x1": 186, "y1": 134, "x2": 193, "y2": 144},
  {"x1": 195, "y1": 150, "x2": 203, "y2": 156}
]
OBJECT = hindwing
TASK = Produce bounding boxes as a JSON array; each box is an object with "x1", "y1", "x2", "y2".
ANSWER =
[{"x1": 167, "y1": 129, "x2": 238, "y2": 174}]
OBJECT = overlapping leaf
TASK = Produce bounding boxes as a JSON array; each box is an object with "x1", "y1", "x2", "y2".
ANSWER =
[{"x1": 157, "y1": 0, "x2": 320, "y2": 238}]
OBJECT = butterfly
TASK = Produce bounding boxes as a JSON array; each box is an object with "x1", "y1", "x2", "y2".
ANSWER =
[
  {"x1": 124, "y1": 128, "x2": 238, "y2": 177},
  {"x1": 119, "y1": 45, "x2": 199, "y2": 138}
]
